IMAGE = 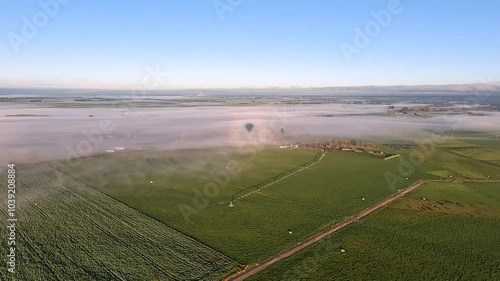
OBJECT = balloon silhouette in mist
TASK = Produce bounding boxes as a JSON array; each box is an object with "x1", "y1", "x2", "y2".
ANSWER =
[{"x1": 245, "y1": 123, "x2": 254, "y2": 133}]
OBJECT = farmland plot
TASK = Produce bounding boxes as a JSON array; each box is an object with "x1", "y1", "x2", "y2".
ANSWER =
[
  {"x1": 0, "y1": 165, "x2": 239, "y2": 281},
  {"x1": 425, "y1": 147, "x2": 500, "y2": 179},
  {"x1": 53, "y1": 148, "x2": 439, "y2": 264},
  {"x1": 249, "y1": 182, "x2": 500, "y2": 281}
]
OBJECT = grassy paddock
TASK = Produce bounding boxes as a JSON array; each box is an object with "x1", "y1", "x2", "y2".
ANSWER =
[
  {"x1": 463, "y1": 139, "x2": 500, "y2": 150},
  {"x1": 249, "y1": 182, "x2": 500, "y2": 281},
  {"x1": 390, "y1": 182, "x2": 500, "y2": 219},
  {"x1": 54, "y1": 147, "x2": 438, "y2": 264},
  {"x1": 425, "y1": 140, "x2": 500, "y2": 179}
]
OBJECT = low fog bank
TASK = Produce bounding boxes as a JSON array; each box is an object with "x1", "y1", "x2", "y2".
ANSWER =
[{"x1": 1, "y1": 104, "x2": 499, "y2": 167}]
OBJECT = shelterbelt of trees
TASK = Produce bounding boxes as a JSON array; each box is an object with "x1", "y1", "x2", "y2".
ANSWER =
[{"x1": 300, "y1": 138, "x2": 380, "y2": 150}]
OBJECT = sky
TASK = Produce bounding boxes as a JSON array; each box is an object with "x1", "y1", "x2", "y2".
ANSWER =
[{"x1": 1, "y1": 0, "x2": 499, "y2": 89}]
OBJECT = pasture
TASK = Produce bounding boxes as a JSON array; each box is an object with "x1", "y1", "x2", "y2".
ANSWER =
[
  {"x1": 425, "y1": 140, "x2": 500, "y2": 180},
  {"x1": 433, "y1": 130, "x2": 498, "y2": 139},
  {"x1": 54, "y1": 147, "x2": 439, "y2": 264},
  {"x1": 464, "y1": 139, "x2": 500, "y2": 150},
  {"x1": 249, "y1": 182, "x2": 500, "y2": 281},
  {"x1": 390, "y1": 181, "x2": 500, "y2": 219}
]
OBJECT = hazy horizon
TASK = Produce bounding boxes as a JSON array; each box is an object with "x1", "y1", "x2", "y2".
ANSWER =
[
  {"x1": 1, "y1": 103, "x2": 499, "y2": 167},
  {"x1": 1, "y1": 81, "x2": 500, "y2": 95}
]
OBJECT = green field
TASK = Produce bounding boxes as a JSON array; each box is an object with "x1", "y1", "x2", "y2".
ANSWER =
[
  {"x1": 444, "y1": 146, "x2": 500, "y2": 160},
  {"x1": 391, "y1": 181, "x2": 500, "y2": 218},
  {"x1": 53, "y1": 147, "x2": 439, "y2": 264},
  {"x1": 464, "y1": 139, "x2": 500, "y2": 150},
  {"x1": 0, "y1": 165, "x2": 239, "y2": 280},
  {"x1": 249, "y1": 182, "x2": 500, "y2": 281},
  {"x1": 427, "y1": 170, "x2": 454, "y2": 178},
  {"x1": 433, "y1": 130, "x2": 498, "y2": 139},
  {"x1": 23, "y1": 132, "x2": 498, "y2": 278},
  {"x1": 426, "y1": 139, "x2": 500, "y2": 179}
]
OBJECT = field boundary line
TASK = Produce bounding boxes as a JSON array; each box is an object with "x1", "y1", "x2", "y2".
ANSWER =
[{"x1": 228, "y1": 179, "x2": 500, "y2": 280}]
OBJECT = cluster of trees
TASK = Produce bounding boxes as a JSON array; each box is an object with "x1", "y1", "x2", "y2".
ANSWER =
[
  {"x1": 324, "y1": 139, "x2": 379, "y2": 149},
  {"x1": 301, "y1": 139, "x2": 379, "y2": 150}
]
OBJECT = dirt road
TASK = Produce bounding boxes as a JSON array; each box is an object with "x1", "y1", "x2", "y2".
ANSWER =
[{"x1": 229, "y1": 179, "x2": 500, "y2": 281}]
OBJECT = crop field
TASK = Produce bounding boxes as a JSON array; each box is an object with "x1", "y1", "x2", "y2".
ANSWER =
[
  {"x1": 390, "y1": 181, "x2": 500, "y2": 218},
  {"x1": 0, "y1": 165, "x2": 239, "y2": 281},
  {"x1": 425, "y1": 139, "x2": 500, "y2": 179},
  {"x1": 54, "y1": 147, "x2": 439, "y2": 264},
  {"x1": 433, "y1": 130, "x2": 498, "y2": 139},
  {"x1": 427, "y1": 170, "x2": 455, "y2": 178},
  {"x1": 435, "y1": 139, "x2": 478, "y2": 148},
  {"x1": 464, "y1": 139, "x2": 500, "y2": 150},
  {"x1": 488, "y1": 160, "x2": 500, "y2": 166},
  {"x1": 249, "y1": 182, "x2": 500, "y2": 281},
  {"x1": 446, "y1": 147, "x2": 500, "y2": 161}
]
